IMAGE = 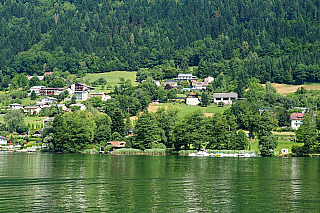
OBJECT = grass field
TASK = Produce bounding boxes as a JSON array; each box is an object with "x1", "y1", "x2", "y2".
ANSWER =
[
  {"x1": 148, "y1": 103, "x2": 228, "y2": 117},
  {"x1": 262, "y1": 83, "x2": 320, "y2": 95},
  {"x1": 0, "y1": 116, "x2": 47, "y2": 125},
  {"x1": 250, "y1": 139, "x2": 303, "y2": 154}
]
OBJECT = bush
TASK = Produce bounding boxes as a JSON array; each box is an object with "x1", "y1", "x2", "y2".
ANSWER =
[
  {"x1": 178, "y1": 150, "x2": 197, "y2": 155},
  {"x1": 144, "y1": 149, "x2": 172, "y2": 155},
  {"x1": 113, "y1": 148, "x2": 143, "y2": 154}
]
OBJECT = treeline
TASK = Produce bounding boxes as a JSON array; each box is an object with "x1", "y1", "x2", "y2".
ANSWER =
[{"x1": 0, "y1": 0, "x2": 320, "y2": 86}]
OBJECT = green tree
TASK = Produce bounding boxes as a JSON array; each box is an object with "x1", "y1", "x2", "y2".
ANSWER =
[
  {"x1": 200, "y1": 92, "x2": 210, "y2": 107},
  {"x1": 111, "y1": 108, "x2": 125, "y2": 135},
  {"x1": 4, "y1": 110, "x2": 27, "y2": 133},
  {"x1": 258, "y1": 111, "x2": 278, "y2": 156},
  {"x1": 296, "y1": 113, "x2": 318, "y2": 152},
  {"x1": 134, "y1": 112, "x2": 162, "y2": 150},
  {"x1": 30, "y1": 90, "x2": 36, "y2": 100}
]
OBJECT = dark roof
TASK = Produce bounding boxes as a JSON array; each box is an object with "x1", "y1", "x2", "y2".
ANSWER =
[{"x1": 213, "y1": 92, "x2": 238, "y2": 98}]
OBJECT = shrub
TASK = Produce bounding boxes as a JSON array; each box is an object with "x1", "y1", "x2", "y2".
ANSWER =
[
  {"x1": 113, "y1": 148, "x2": 143, "y2": 154},
  {"x1": 144, "y1": 149, "x2": 172, "y2": 155}
]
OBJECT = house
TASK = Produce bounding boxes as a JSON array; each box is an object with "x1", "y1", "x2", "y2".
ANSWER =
[
  {"x1": 29, "y1": 86, "x2": 46, "y2": 96},
  {"x1": 0, "y1": 136, "x2": 8, "y2": 145},
  {"x1": 40, "y1": 87, "x2": 65, "y2": 96},
  {"x1": 40, "y1": 97, "x2": 58, "y2": 104},
  {"x1": 186, "y1": 92, "x2": 200, "y2": 105},
  {"x1": 107, "y1": 141, "x2": 126, "y2": 149},
  {"x1": 163, "y1": 80, "x2": 178, "y2": 89},
  {"x1": 154, "y1": 80, "x2": 161, "y2": 87},
  {"x1": 8, "y1": 103, "x2": 24, "y2": 110},
  {"x1": 43, "y1": 117, "x2": 54, "y2": 126},
  {"x1": 176, "y1": 74, "x2": 197, "y2": 82},
  {"x1": 204, "y1": 76, "x2": 214, "y2": 83},
  {"x1": 90, "y1": 92, "x2": 111, "y2": 101},
  {"x1": 26, "y1": 75, "x2": 44, "y2": 81},
  {"x1": 24, "y1": 106, "x2": 42, "y2": 114},
  {"x1": 213, "y1": 92, "x2": 238, "y2": 105},
  {"x1": 191, "y1": 81, "x2": 209, "y2": 91},
  {"x1": 290, "y1": 113, "x2": 304, "y2": 130},
  {"x1": 36, "y1": 102, "x2": 48, "y2": 108},
  {"x1": 54, "y1": 104, "x2": 67, "y2": 111},
  {"x1": 68, "y1": 83, "x2": 95, "y2": 101},
  {"x1": 70, "y1": 103, "x2": 86, "y2": 111},
  {"x1": 33, "y1": 130, "x2": 42, "y2": 137}
]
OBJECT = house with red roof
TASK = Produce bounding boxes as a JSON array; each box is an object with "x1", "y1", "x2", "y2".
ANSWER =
[
  {"x1": 290, "y1": 113, "x2": 304, "y2": 130},
  {"x1": 186, "y1": 92, "x2": 200, "y2": 105}
]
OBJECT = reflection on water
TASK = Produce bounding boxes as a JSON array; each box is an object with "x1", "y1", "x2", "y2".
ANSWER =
[{"x1": 0, "y1": 153, "x2": 320, "y2": 212}]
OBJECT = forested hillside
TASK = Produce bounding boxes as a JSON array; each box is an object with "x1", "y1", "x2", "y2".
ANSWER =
[{"x1": 1, "y1": 0, "x2": 320, "y2": 88}]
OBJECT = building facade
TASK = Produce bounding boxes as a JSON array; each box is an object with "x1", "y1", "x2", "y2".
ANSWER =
[
  {"x1": 290, "y1": 113, "x2": 304, "y2": 130},
  {"x1": 213, "y1": 92, "x2": 238, "y2": 105},
  {"x1": 176, "y1": 74, "x2": 197, "y2": 82},
  {"x1": 186, "y1": 92, "x2": 200, "y2": 105},
  {"x1": 68, "y1": 83, "x2": 95, "y2": 101}
]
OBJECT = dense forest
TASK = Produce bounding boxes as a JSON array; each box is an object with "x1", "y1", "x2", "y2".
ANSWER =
[{"x1": 0, "y1": 0, "x2": 320, "y2": 89}]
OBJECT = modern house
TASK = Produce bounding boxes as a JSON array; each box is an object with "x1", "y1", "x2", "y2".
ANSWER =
[
  {"x1": 24, "y1": 106, "x2": 42, "y2": 114},
  {"x1": 29, "y1": 86, "x2": 46, "y2": 96},
  {"x1": 68, "y1": 83, "x2": 94, "y2": 101},
  {"x1": 8, "y1": 103, "x2": 24, "y2": 110},
  {"x1": 186, "y1": 92, "x2": 200, "y2": 105},
  {"x1": 90, "y1": 92, "x2": 111, "y2": 101},
  {"x1": 213, "y1": 92, "x2": 238, "y2": 105},
  {"x1": 163, "y1": 80, "x2": 178, "y2": 89},
  {"x1": 176, "y1": 74, "x2": 197, "y2": 82},
  {"x1": 40, "y1": 87, "x2": 65, "y2": 96},
  {"x1": 290, "y1": 113, "x2": 304, "y2": 130},
  {"x1": 40, "y1": 97, "x2": 58, "y2": 104},
  {"x1": 191, "y1": 81, "x2": 209, "y2": 91},
  {"x1": 204, "y1": 76, "x2": 214, "y2": 83},
  {"x1": 0, "y1": 136, "x2": 8, "y2": 145}
]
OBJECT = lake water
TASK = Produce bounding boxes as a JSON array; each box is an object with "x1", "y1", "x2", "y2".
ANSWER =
[{"x1": 0, "y1": 153, "x2": 319, "y2": 212}]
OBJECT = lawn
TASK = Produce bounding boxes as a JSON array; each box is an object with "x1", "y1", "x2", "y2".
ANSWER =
[
  {"x1": 0, "y1": 116, "x2": 47, "y2": 125},
  {"x1": 250, "y1": 139, "x2": 303, "y2": 154},
  {"x1": 148, "y1": 103, "x2": 229, "y2": 117},
  {"x1": 83, "y1": 71, "x2": 137, "y2": 86}
]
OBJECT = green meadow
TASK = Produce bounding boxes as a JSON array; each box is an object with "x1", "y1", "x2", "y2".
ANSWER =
[{"x1": 0, "y1": 116, "x2": 47, "y2": 125}]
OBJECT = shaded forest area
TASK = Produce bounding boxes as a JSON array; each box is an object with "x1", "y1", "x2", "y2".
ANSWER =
[{"x1": 0, "y1": 0, "x2": 320, "y2": 87}]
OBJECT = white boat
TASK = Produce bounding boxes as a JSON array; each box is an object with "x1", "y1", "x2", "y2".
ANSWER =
[{"x1": 189, "y1": 150, "x2": 209, "y2": 156}]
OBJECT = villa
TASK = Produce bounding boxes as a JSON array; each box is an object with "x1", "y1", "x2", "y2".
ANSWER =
[
  {"x1": 68, "y1": 83, "x2": 95, "y2": 101},
  {"x1": 213, "y1": 92, "x2": 238, "y2": 105}
]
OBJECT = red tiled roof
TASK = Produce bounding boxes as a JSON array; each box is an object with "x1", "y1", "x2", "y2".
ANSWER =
[
  {"x1": 290, "y1": 113, "x2": 304, "y2": 120},
  {"x1": 107, "y1": 141, "x2": 126, "y2": 147},
  {"x1": 189, "y1": 92, "x2": 196, "y2": 96}
]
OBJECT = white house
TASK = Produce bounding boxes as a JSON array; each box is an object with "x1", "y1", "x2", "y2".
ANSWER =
[
  {"x1": 213, "y1": 92, "x2": 238, "y2": 105},
  {"x1": 204, "y1": 76, "x2": 214, "y2": 83},
  {"x1": 8, "y1": 103, "x2": 24, "y2": 110},
  {"x1": 24, "y1": 106, "x2": 42, "y2": 114},
  {"x1": 68, "y1": 83, "x2": 94, "y2": 101},
  {"x1": 290, "y1": 113, "x2": 304, "y2": 130},
  {"x1": 90, "y1": 92, "x2": 111, "y2": 101},
  {"x1": 176, "y1": 74, "x2": 197, "y2": 82},
  {"x1": 0, "y1": 136, "x2": 8, "y2": 145},
  {"x1": 40, "y1": 97, "x2": 58, "y2": 104},
  {"x1": 186, "y1": 92, "x2": 200, "y2": 105},
  {"x1": 29, "y1": 86, "x2": 46, "y2": 96}
]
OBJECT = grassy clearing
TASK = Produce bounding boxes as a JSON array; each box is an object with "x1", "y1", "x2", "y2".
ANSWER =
[
  {"x1": 0, "y1": 116, "x2": 47, "y2": 125},
  {"x1": 250, "y1": 139, "x2": 303, "y2": 154},
  {"x1": 262, "y1": 83, "x2": 320, "y2": 95},
  {"x1": 148, "y1": 103, "x2": 228, "y2": 117},
  {"x1": 83, "y1": 71, "x2": 137, "y2": 86}
]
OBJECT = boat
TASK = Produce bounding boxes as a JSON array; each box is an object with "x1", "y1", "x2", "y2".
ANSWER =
[{"x1": 189, "y1": 149, "x2": 210, "y2": 156}]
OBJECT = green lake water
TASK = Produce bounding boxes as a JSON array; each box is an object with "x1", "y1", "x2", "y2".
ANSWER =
[{"x1": 0, "y1": 153, "x2": 320, "y2": 212}]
